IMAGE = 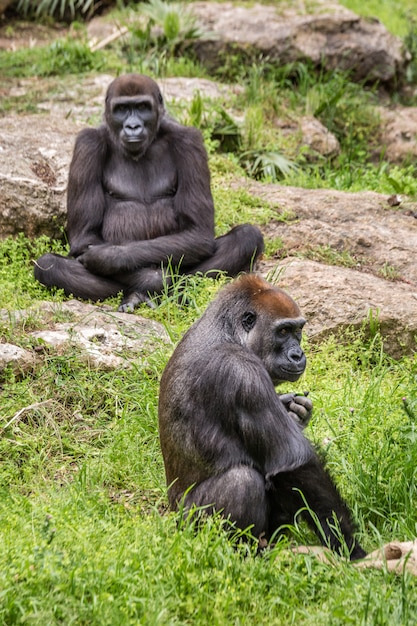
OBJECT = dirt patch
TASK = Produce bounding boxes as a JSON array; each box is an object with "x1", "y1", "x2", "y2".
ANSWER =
[{"x1": 0, "y1": 19, "x2": 67, "y2": 50}]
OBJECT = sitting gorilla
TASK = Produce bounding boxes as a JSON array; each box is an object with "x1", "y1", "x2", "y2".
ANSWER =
[
  {"x1": 159, "y1": 275, "x2": 366, "y2": 560},
  {"x1": 34, "y1": 73, "x2": 264, "y2": 311}
]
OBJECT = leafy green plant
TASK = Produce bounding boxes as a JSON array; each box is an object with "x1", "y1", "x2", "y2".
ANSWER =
[
  {"x1": 0, "y1": 38, "x2": 103, "y2": 77},
  {"x1": 240, "y1": 149, "x2": 298, "y2": 181},
  {"x1": 139, "y1": 0, "x2": 205, "y2": 53},
  {"x1": 384, "y1": 165, "x2": 417, "y2": 196},
  {"x1": 16, "y1": 0, "x2": 101, "y2": 20}
]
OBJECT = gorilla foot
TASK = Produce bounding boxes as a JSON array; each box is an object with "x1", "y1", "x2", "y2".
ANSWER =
[{"x1": 118, "y1": 291, "x2": 157, "y2": 313}]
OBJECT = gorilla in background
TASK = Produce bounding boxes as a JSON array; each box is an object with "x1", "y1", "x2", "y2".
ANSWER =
[
  {"x1": 34, "y1": 73, "x2": 264, "y2": 312},
  {"x1": 158, "y1": 274, "x2": 366, "y2": 560}
]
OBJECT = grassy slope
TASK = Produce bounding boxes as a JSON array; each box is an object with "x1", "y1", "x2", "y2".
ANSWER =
[
  {"x1": 341, "y1": 0, "x2": 416, "y2": 36},
  {"x1": 1, "y1": 1, "x2": 417, "y2": 624}
]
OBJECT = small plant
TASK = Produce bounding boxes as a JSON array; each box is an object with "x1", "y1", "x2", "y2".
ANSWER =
[
  {"x1": 385, "y1": 165, "x2": 417, "y2": 196},
  {"x1": 240, "y1": 149, "x2": 298, "y2": 181},
  {"x1": 263, "y1": 236, "x2": 285, "y2": 259},
  {"x1": 0, "y1": 38, "x2": 102, "y2": 78},
  {"x1": 377, "y1": 262, "x2": 401, "y2": 281},
  {"x1": 303, "y1": 245, "x2": 357, "y2": 268},
  {"x1": 210, "y1": 107, "x2": 241, "y2": 153},
  {"x1": 139, "y1": 0, "x2": 205, "y2": 53},
  {"x1": 16, "y1": 0, "x2": 99, "y2": 20}
]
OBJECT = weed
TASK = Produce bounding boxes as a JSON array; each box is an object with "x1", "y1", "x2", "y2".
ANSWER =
[
  {"x1": 17, "y1": 0, "x2": 99, "y2": 20},
  {"x1": 378, "y1": 262, "x2": 401, "y2": 281},
  {"x1": 0, "y1": 38, "x2": 103, "y2": 78},
  {"x1": 303, "y1": 245, "x2": 358, "y2": 268}
]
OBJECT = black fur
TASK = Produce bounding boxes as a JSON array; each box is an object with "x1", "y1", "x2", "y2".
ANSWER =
[
  {"x1": 34, "y1": 74, "x2": 264, "y2": 311},
  {"x1": 158, "y1": 274, "x2": 366, "y2": 560}
]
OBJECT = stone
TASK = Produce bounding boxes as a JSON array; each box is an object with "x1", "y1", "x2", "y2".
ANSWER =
[
  {"x1": 0, "y1": 300, "x2": 171, "y2": 372},
  {"x1": 0, "y1": 114, "x2": 76, "y2": 238},
  {"x1": 261, "y1": 258, "x2": 417, "y2": 359},
  {"x1": 378, "y1": 106, "x2": 417, "y2": 163},
  {"x1": 191, "y1": 1, "x2": 406, "y2": 84},
  {"x1": 29, "y1": 299, "x2": 171, "y2": 369},
  {"x1": 0, "y1": 342, "x2": 35, "y2": 377}
]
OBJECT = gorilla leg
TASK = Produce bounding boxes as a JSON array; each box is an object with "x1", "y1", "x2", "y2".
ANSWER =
[
  {"x1": 117, "y1": 267, "x2": 167, "y2": 312},
  {"x1": 191, "y1": 224, "x2": 264, "y2": 277},
  {"x1": 34, "y1": 253, "x2": 123, "y2": 301},
  {"x1": 184, "y1": 466, "x2": 269, "y2": 537},
  {"x1": 121, "y1": 224, "x2": 265, "y2": 309},
  {"x1": 35, "y1": 224, "x2": 264, "y2": 309},
  {"x1": 269, "y1": 457, "x2": 366, "y2": 560}
]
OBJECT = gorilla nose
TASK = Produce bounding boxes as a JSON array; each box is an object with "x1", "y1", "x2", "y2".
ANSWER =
[
  {"x1": 126, "y1": 124, "x2": 143, "y2": 134},
  {"x1": 288, "y1": 347, "x2": 304, "y2": 362}
]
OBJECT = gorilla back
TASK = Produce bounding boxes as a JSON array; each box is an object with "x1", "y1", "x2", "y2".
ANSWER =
[{"x1": 158, "y1": 274, "x2": 366, "y2": 560}]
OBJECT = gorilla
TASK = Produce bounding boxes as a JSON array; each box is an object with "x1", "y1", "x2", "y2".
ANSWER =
[
  {"x1": 34, "y1": 73, "x2": 264, "y2": 311},
  {"x1": 158, "y1": 274, "x2": 366, "y2": 560}
]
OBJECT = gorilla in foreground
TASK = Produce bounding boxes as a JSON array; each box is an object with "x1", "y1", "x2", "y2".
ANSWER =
[
  {"x1": 158, "y1": 274, "x2": 366, "y2": 560},
  {"x1": 34, "y1": 73, "x2": 264, "y2": 311}
]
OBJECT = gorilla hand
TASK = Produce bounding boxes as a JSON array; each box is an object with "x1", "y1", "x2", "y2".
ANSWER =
[
  {"x1": 280, "y1": 392, "x2": 313, "y2": 428},
  {"x1": 78, "y1": 244, "x2": 127, "y2": 276}
]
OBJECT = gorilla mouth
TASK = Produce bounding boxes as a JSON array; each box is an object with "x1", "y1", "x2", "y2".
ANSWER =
[
  {"x1": 282, "y1": 364, "x2": 304, "y2": 374},
  {"x1": 277, "y1": 366, "x2": 305, "y2": 381}
]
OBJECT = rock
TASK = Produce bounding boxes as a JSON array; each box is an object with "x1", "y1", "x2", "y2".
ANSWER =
[
  {"x1": 299, "y1": 117, "x2": 340, "y2": 159},
  {"x1": 191, "y1": 1, "x2": 406, "y2": 84},
  {"x1": 261, "y1": 258, "x2": 417, "y2": 359},
  {"x1": 0, "y1": 342, "x2": 35, "y2": 378},
  {"x1": 159, "y1": 76, "x2": 243, "y2": 102},
  {"x1": 0, "y1": 300, "x2": 171, "y2": 371},
  {"x1": 0, "y1": 114, "x2": 77, "y2": 238},
  {"x1": 247, "y1": 182, "x2": 417, "y2": 285},
  {"x1": 378, "y1": 106, "x2": 417, "y2": 163},
  {"x1": 29, "y1": 299, "x2": 171, "y2": 369},
  {"x1": 275, "y1": 116, "x2": 340, "y2": 161}
]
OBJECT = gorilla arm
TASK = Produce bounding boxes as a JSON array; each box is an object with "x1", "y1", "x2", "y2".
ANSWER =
[
  {"x1": 160, "y1": 345, "x2": 314, "y2": 501},
  {"x1": 78, "y1": 125, "x2": 216, "y2": 275},
  {"x1": 66, "y1": 127, "x2": 108, "y2": 257},
  {"x1": 233, "y1": 356, "x2": 314, "y2": 477}
]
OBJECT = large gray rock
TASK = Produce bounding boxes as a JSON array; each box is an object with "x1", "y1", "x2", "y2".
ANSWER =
[
  {"x1": 261, "y1": 258, "x2": 417, "y2": 359},
  {"x1": 0, "y1": 114, "x2": 76, "y2": 238},
  {"x1": 252, "y1": 180, "x2": 417, "y2": 357},
  {"x1": 0, "y1": 299, "x2": 170, "y2": 372},
  {"x1": 191, "y1": 1, "x2": 407, "y2": 84},
  {"x1": 249, "y1": 182, "x2": 417, "y2": 285}
]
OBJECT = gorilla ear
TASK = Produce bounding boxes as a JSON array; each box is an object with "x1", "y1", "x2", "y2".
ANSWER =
[{"x1": 242, "y1": 311, "x2": 257, "y2": 332}]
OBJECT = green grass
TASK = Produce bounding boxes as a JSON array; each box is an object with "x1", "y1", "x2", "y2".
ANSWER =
[
  {"x1": 340, "y1": 0, "x2": 416, "y2": 37},
  {"x1": 1, "y1": 236, "x2": 417, "y2": 624},
  {"x1": 0, "y1": 37, "x2": 104, "y2": 78},
  {"x1": 1, "y1": 1, "x2": 417, "y2": 621}
]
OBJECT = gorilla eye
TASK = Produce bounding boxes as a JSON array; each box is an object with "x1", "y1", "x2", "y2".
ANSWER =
[
  {"x1": 136, "y1": 102, "x2": 151, "y2": 111},
  {"x1": 115, "y1": 104, "x2": 129, "y2": 114},
  {"x1": 242, "y1": 311, "x2": 257, "y2": 332}
]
